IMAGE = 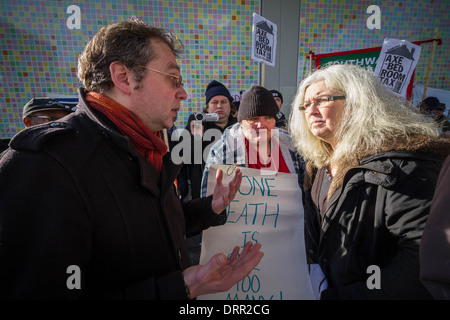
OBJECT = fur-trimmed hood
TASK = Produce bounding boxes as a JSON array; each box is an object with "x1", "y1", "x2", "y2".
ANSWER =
[{"x1": 305, "y1": 134, "x2": 450, "y2": 198}]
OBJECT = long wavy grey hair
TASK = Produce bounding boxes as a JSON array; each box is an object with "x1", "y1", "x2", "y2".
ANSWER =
[{"x1": 288, "y1": 64, "x2": 439, "y2": 168}]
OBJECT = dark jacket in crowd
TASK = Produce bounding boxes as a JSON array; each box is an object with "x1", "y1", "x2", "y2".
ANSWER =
[
  {"x1": 181, "y1": 113, "x2": 237, "y2": 199},
  {"x1": 275, "y1": 111, "x2": 287, "y2": 130},
  {"x1": 0, "y1": 88, "x2": 226, "y2": 299},
  {"x1": 0, "y1": 138, "x2": 10, "y2": 153},
  {"x1": 304, "y1": 135, "x2": 450, "y2": 299},
  {"x1": 420, "y1": 155, "x2": 450, "y2": 300}
]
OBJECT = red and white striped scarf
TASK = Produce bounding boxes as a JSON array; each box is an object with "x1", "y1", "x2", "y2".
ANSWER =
[{"x1": 86, "y1": 92, "x2": 167, "y2": 172}]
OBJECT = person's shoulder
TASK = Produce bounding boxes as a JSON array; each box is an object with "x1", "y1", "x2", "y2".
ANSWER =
[
  {"x1": 227, "y1": 122, "x2": 241, "y2": 132},
  {"x1": 9, "y1": 112, "x2": 105, "y2": 168},
  {"x1": 1, "y1": 121, "x2": 77, "y2": 173},
  {"x1": 208, "y1": 124, "x2": 238, "y2": 151},
  {"x1": 10, "y1": 121, "x2": 75, "y2": 153},
  {"x1": 276, "y1": 127, "x2": 292, "y2": 141},
  {"x1": 220, "y1": 122, "x2": 241, "y2": 139}
]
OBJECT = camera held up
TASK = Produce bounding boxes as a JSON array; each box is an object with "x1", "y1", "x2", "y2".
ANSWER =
[{"x1": 194, "y1": 112, "x2": 219, "y2": 122}]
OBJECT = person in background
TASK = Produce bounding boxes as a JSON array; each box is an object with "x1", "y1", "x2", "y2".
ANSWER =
[
  {"x1": 270, "y1": 89, "x2": 287, "y2": 129},
  {"x1": 175, "y1": 80, "x2": 238, "y2": 265},
  {"x1": 1, "y1": 98, "x2": 75, "y2": 154},
  {"x1": 417, "y1": 96, "x2": 439, "y2": 115},
  {"x1": 22, "y1": 97, "x2": 75, "y2": 127},
  {"x1": 201, "y1": 85, "x2": 305, "y2": 197},
  {"x1": 431, "y1": 103, "x2": 450, "y2": 133},
  {"x1": 420, "y1": 155, "x2": 450, "y2": 300},
  {"x1": 183, "y1": 80, "x2": 237, "y2": 200},
  {"x1": 289, "y1": 64, "x2": 450, "y2": 299},
  {"x1": 0, "y1": 18, "x2": 263, "y2": 300}
]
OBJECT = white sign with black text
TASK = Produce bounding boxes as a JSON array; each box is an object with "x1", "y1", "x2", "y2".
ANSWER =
[
  {"x1": 374, "y1": 38, "x2": 421, "y2": 98},
  {"x1": 198, "y1": 164, "x2": 315, "y2": 300},
  {"x1": 251, "y1": 13, "x2": 277, "y2": 67}
]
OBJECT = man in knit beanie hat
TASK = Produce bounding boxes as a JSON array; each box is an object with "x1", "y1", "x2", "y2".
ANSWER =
[
  {"x1": 237, "y1": 86, "x2": 279, "y2": 122},
  {"x1": 237, "y1": 86, "x2": 280, "y2": 151},
  {"x1": 205, "y1": 80, "x2": 234, "y2": 105},
  {"x1": 202, "y1": 80, "x2": 236, "y2": 130},
  {"x1": 201, "y1": 85, "x2": 305, "y2": 197}
]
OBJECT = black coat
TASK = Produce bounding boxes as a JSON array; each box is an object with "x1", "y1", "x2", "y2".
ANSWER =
[
  {"x1": 0, "y1": 88, "x2": 225, "y2": 299},
  {"x1": 420, "y1": 155, "x2": 450, "y2": 299},
  {"x1": 304, "y1": 135, "x2": 450, "y2": 299},
  {"x1": 180, "y1": 113, "x2": 237, "y2": 199}
]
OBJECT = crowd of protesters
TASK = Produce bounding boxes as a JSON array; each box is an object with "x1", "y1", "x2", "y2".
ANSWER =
[{"x1": 0, "y1": 18, "x2": 449, "y2": 300}]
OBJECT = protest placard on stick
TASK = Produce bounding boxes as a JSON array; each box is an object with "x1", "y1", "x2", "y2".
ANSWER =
[
  {"x1": 374, "y1": 38, "x2": 421, "y2": 99},
  {"x1": 251, "y1": 12, "x2": 277, "y2": 87},
  {"x1": 422, "y1": 28, "x2": 439, "y2": 100},
  {"x1": 251, "y1": 13, "x2": 277, "y2": 67}
]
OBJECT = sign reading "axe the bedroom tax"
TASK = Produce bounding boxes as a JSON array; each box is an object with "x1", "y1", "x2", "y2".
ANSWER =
[
  {"x1": 374, "y1": 38, "x2": 421, "y2": 98},
  {"x1": 251, "y1": 13, "x2": 277, "y2": 67}
]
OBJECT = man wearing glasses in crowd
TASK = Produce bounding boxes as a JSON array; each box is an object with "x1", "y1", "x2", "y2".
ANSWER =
[
  {"x1": 22, "y1": 97, "x2": 75, "y2": 127},
  {"x1": 0, "y1": 18, "x2": 263, "y2": 299},
  {"x1": 0, "y1": 98, "x2": 74, "y2": 154}
]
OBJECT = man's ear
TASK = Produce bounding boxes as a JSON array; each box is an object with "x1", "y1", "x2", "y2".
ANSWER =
[{"x1": 109, "y1": 62, "x2": 132, "y2": 95}]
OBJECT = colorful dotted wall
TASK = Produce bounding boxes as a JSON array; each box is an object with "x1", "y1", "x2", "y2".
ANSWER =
[
  {"x1": 298, "y1": 0, "x2": 449, "y2": 89},
  {"x1": 1, "y1": 0, "x2": 448, "y2": 139},
  {"x1": 0, "y1": 0, "x2": 260, "y2": 138}
]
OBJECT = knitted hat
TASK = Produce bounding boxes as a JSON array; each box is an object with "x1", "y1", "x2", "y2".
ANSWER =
[
  {"x1": 270, "y1": 89, "x2": 283, "y2": 103},
  {"x1": 237, "y1": 86, "x2": 279, "y2": 122},
  {"x1": 205, "y1": 80, "x2": 233, "y2": 105}
]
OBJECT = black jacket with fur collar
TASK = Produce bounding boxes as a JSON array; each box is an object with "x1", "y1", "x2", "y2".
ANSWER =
[{"x1": 304, "y1": 135, "x2": 450, "y2": 299}]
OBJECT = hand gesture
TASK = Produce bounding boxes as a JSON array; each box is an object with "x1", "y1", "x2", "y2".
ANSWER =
[
  {"x1": 182, "y1": 242, "x2": 263, "y2": 298},
  {"x1": 211, "y1": 168, "x2": 242, "y2": 214},
  {"x1": 190, "y1": 120, "x2": 204, "y2": 137}
]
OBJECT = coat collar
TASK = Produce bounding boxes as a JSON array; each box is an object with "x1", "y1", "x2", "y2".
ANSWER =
[
  {"x1": 305, "y1": 134, "x2": 450, "y2": 200},
  {"x1": 305, "y1": 134, "x2": 450, "y2": 235},
  {"x1": 137, "y1": 152, "x2": 181, "y2": 198},
  {"x1": 77, "y1": 88, "x2": 181, "y2": 197}
]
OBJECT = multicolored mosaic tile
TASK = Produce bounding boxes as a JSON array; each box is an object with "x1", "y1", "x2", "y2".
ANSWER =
[
  {"x1": 298, "y1": 0, "x2": 449, "y2": 90},
  {"x1": 0, "y1": 0, "x2": 260, "y2": 137},
  {"x1": 1, "y1": 0, "x2": 448, "y2": 138}
]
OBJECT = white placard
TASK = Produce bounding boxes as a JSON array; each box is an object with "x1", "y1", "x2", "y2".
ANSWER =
[
  {"x1": 198, "y1": 164, "x2": 315, "y2": 300},
  {"x1": 374, "y1": 38, "x2": 421, "y2": 98},
  {"x1": 251, "y1": 13, "x2": 277, "y2": 67}
]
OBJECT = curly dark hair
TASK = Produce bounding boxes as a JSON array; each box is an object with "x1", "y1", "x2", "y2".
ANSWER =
[{"x1": 77, "y1": 18, "x2": 183, "y2": 93}]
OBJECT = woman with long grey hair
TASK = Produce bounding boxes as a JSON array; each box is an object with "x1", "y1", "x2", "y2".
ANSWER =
[{"x1": 289, "y1": 64, "x2": 450, "y2": 299}]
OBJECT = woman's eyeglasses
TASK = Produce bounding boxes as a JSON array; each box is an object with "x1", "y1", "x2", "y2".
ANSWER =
[{"x1": 299, "y1": 95, "x2": 346, "y2": 113}]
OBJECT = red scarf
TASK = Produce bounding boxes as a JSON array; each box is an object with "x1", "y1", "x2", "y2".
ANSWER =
[{"x1": 86, "y1": 92, "x2": 168, "y2": 172}]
